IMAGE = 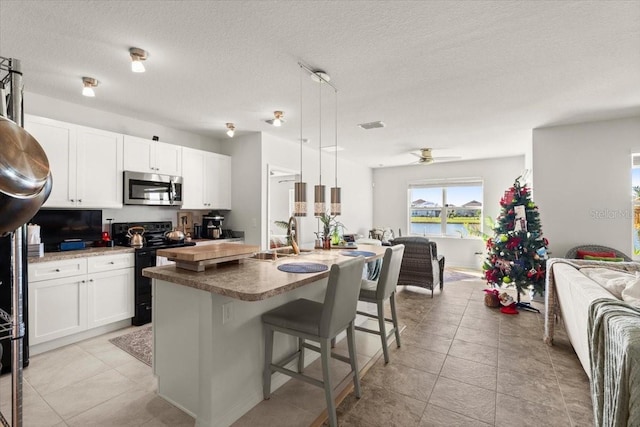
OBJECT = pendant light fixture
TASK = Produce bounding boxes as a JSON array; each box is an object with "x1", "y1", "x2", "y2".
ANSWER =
[
  {"x1": 293, "y1": 65, "x2": 307, "y2": 216},
  {"x1": 330, "y1": 90, "x2": 341, "y2": 216},
  {"x1": 297, "y1": 61, "x2": 340, "y2": 217},
  {"x1": 313, "y1": 71, "x2": 325, "y2": 217}
]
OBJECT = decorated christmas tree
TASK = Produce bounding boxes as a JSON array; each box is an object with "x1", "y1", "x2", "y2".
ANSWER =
[{"x1": 484, "y1": 175, "x2": 549, "y2": 298}]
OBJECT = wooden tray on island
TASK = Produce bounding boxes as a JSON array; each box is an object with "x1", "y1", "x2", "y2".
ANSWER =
[{"x1": 157, "y1": 243, "x2": 259, "y2": 272}]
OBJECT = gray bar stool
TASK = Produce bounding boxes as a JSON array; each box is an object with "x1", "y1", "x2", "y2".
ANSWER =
[
  {"x1": 355, "y1": 244, "x2": 405, "y2": 364},
  {"x1": 262, "y1": 256, "x2": 366, "y2": 427}
]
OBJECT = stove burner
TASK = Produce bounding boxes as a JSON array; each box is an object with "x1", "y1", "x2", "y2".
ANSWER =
[{"x1": 111, "y1": 221, "x2": 194, "y2": 249}]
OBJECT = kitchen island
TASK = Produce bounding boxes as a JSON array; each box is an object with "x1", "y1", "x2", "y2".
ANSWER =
[{"x1": 142, "y1": 246, "x2": 385, "y2": 427}]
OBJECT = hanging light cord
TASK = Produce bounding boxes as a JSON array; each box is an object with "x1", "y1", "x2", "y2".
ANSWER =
[
  {"x1": 299, "y1": 65, "x2": 303, "y2": 184},
  {"x1": 334, "y1": 88, "x2": 338, "y2": 188},
  {"x1": 318, "y1": 77, "x2": 322, "y2": 187}
]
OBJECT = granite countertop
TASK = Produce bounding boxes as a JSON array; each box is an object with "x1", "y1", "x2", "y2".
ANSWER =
[
  {"x1": 142, "y1": 245, "x2": 386, "y2": 301},
  {"x1": 28, "y1": 246, "x2": 136, "y2": 263}
]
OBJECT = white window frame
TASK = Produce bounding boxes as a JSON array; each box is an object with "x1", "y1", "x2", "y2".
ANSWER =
[{"x1": 407, "y1": 178, "x2": 484, "y2": 238}]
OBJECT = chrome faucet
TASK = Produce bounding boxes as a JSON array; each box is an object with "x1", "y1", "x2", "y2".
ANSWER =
[{"x1": 287, "y1": 216, "x2": 298, "y2": 246}]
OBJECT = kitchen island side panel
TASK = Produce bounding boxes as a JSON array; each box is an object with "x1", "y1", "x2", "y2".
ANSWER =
[{"x1": 153, "y1": 277, "x2": 328, "y2": 427}]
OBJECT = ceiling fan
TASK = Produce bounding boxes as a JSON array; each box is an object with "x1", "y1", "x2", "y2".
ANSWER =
[{"x1": 410, "y1": 148, "x2": 461, "y2": 165}]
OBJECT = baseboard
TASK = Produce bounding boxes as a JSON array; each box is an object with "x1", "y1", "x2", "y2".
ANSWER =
[{"x1": 29, "y1": 319, "x2": 132, "y2": 356}]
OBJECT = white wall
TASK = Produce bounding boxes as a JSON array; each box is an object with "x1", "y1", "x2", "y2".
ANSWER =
[
  {"x1": 218, "y1": 133, "x2": 264, "y2": 246},
  {"x1": 25, "y1": 92, "x2": 222, "y2": 152},
  {"x1": 372, "y1": 156, "x2": 525, "y2": 268},
  {"x1": 261, "y1": 133, "x2": 373, "y2": 249},
  {"x1": 532, "y1": 116, "x2": 640, "y2": 258}
]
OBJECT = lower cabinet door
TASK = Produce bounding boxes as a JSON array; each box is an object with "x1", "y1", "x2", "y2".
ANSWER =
[
  {"x1": 87, "y1": 268, "x2": 134, "y2": 328},
  {"x1": 29, "y1": 276, "x2": 88, "y2": 345}
]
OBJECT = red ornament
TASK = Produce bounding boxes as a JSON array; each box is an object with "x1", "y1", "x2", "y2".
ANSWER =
[
  {"x1": 533, "y1": 265, "x2": 545, "y2": 281},
  {"x1": 485, "y1": 269, "x2": 498, "y2": 283},
  {"x1": 506, "y1": 236, "x2": 522, "y2": 250},
  {"x1": 486, "y1": 238, "x2": 494, "y2": 249}
]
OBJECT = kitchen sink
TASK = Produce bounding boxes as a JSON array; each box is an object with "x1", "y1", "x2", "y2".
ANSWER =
[{"x1": 249, "y1": 248, "x2": 314, "y2": 261}]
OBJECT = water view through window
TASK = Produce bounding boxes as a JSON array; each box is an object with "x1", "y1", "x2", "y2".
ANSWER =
[
  {"x1": 409, "y1": 182, "x2": 483, "y2": 237},
  {"x1": 633, "y1": 159, "x2": 640, "y2": 258}
]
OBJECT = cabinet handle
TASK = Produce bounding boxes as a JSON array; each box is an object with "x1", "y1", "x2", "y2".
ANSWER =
[
  {"x1": 70, "y1": 199, "x2": 75, "y2": 202},
  {"x1": 81, "y1": 280, "x2": 86, "y2": 283},
  {"x1": 109, "y1": 261, "x2": 115, "y2": 264},
  {"x1": 55, "y1": 268, "x2": 61, "y2": 272},
  {"x1": 78, "y1": 199, "x2": 82, "y2": 203},
  {"x1": 89, "y1": 279, "x2": 94, "y2": 282}
]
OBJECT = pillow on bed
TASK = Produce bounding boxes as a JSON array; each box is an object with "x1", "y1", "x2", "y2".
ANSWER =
[
  {"x1": 583, "y1": 255, "x2": 625, "y2": 262},
  {"x1": 577, "y1": 250, "x2": 617, "y2": 259}
]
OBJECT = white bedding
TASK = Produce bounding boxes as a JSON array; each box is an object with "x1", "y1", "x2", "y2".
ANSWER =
[{"x1": 581, "y1": 267, "x2": 640, "y2": 306}]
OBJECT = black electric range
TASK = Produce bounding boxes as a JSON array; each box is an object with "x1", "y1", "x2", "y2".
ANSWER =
[{"x1": 112, "y1": 221, "x2": 195, "y2": 326}]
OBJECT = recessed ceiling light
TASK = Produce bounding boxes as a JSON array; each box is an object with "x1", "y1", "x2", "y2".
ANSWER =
[{"x1": 357, "y1": 121, "x2": 385, "y2": 130}]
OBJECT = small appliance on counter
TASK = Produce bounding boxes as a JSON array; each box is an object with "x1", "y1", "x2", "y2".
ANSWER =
[{"x1": 201, "y1": 211, "x2": 225, "y2": 239}]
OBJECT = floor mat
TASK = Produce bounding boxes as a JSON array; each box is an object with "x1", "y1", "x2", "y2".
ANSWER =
[
  {"x1": 444, "y1": 269, "x2": 481, "y2": 282},
  {"x1": 109, "y1": 326, "x2": 152, "y2": 366}
]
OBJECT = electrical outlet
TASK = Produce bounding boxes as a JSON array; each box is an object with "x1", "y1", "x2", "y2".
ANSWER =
[{"x1": 222, "y1": 301, "x2": 233, "y2": 324}]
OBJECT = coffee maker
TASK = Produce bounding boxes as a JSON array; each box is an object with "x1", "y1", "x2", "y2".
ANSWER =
[{"x1": 202, "y1": 211, "x2": 224, "y2": 239}]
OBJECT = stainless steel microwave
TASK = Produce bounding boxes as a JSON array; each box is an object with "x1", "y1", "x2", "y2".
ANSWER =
[{"x1": 124, "y1": 171, "x2": 183, "y2": 206}]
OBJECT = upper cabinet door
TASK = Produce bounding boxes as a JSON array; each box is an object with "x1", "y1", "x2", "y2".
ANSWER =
[
  {"x1": 24, "y1": 115, "x2": 77, "y2": 208},
  {"x1": 155, "y1": 141, "x2": 182, "y2": 176},
  {"x1": 123, "y1": 136, "x2": 182, "y2": 176},
  {"x1": 75, "y1": 126, "x2": 124, "y2": 208},
  {"x1": 213, "y1": 154, "x2": 232, "y2": 210},
  {"x1": 181, "y1": 147, "x2": 206, "y2": 209},
  {"x1": 123, "y1": 135, "x2": 154, "y2": 173}
]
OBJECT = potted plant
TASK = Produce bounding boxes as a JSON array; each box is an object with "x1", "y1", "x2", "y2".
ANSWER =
[{"x1": 318, "y1": 212, "x2": 345, "y2": 249}]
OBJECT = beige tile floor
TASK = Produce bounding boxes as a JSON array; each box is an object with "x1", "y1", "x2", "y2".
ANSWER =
[{"x1": 0, "y1": 272, "x2": 593, "y2": 426}]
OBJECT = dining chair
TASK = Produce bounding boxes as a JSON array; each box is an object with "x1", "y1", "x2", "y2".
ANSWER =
[
  {"x1": 355, "y1": 244, "x2": 405, "y2": 364},
  {"x1": 262, "y1": 256, "x2": 366, "y2": 427}
]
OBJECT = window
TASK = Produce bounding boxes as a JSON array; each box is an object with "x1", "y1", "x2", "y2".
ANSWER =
[
  {"x1": 633, "y1": 155, "x2": 640, "y2": 258},
  {"x1": 408, "y1": 180, "x2": 483, "y2": 238}
]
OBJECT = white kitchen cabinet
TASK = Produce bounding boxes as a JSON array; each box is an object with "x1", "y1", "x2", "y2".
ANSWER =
[
  {"x1": 28, "y1": 274, "x2": 88, "y2": 345},
  {"x1": 28, "y1": 253, "x2": 134, "y2": 346},
  {"x1": 181, "y1": 147, "x2": 206, "y2": 209},
  {"x1": 181, "y1": 148, "x2": 232, "y2": 210},
  {"x1": 210, "y1": 153, "x2": 232, "y2": 210},
  {"x1": 24, "y1": 116, "x2": 76, "y2": 208},
  {"x1": 24, "y1": 115, "x2": 124, "y2": 208},
  {"x1": 75, "y1": 125, "x2": 124, "y2": 208},
  {"x1": 123, "y1": 135, "x2": 182, "y2": 176},
  {"x1": 87, "y1": 268, "x2": 135, "y2": 328}
]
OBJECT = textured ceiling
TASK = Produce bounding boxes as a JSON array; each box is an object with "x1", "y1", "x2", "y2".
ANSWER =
[{"x1": 1, "y1": 0, "x2": 639, "y2": 168}]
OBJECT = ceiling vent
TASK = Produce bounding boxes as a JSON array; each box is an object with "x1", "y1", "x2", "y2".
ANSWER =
[{"x1": 357, "y1": 121, "x2": 385, "y2": 130}]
